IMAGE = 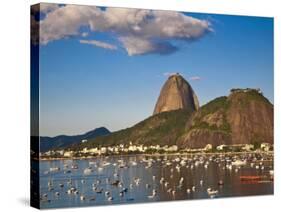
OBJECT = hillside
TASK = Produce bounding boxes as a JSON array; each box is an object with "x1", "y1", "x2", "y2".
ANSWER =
[
  {"x1": 67, "y1": 88, "x2": 273, "y2": 151},
  {"x1": 40, "y1": 127, "x2": 110, "y2": 152},
  {"x1": 180, "y1": 89, "x2": 273, "y2": 148},
  {"x1": 70, "y1": 109, "x2": 194, "y2": 150}
]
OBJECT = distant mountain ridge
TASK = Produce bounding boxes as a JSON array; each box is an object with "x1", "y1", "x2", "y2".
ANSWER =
[{"x1": 40, "y1": 127, "x2": 110, "y2": 152}]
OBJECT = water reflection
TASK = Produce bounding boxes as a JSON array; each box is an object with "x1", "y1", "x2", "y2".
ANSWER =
[{"x1": 39, "y1": 153, "x2": 273, "y2": 208}]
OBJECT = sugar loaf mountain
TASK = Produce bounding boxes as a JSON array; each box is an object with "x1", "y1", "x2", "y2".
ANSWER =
[{"x1": 42, "y1": 73, "x2": 273, "y2": 153}]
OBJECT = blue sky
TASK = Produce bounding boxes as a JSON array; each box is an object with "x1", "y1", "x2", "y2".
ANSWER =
[{"x1": 36, "y1": 4, "x2": 273, "y2": 136}]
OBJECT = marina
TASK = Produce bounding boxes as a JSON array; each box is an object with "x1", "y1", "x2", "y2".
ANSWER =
[{"x1": 39, "y1": 153, "x2": 273, "y2": 208}]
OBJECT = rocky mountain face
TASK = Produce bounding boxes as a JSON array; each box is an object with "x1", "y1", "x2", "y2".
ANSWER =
[
  {"x1": 40, "y1": 127, "x2": 110, "y2": 152},
  {"x1": 227, "y1": 90, "x2": 273, "y2": 145},
  {"x1": 153, "y1": 73, "x2": 199, "y2": 115},
  {"x1": 180, "y1": 89, "x2": 273, "y2": 148},
  {"x1": 70, "y1": 88, "x2": 273, "y2": 151}
]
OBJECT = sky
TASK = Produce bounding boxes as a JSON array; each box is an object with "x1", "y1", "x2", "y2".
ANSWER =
[{"x1": 33, "y1": 3, "x2": 274, "y2": 137}]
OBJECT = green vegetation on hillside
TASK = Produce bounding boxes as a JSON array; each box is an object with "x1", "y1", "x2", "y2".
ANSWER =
[
  {"x1": 200, "y1": 96, "x2": 229, "y2": 116},
  {"x1": 188, "y1": 90, "x2": 272, "y2": 134},
  {"x1": 189, "y1": 96, "x2": 231, "y2": 133},
  {"x1": 69, "y1": 109, "x2": 194, "y2": 151},
  {"x1": 64, "y1": 88, "x2": 273, "y2": 152},
  {"x1": 229, "y1": 89, "x2": 272, "y2": 107}
]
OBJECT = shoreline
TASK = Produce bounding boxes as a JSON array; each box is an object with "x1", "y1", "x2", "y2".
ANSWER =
[{"x1": 38, "y1": 150, "x2": 274, "y2": 161}]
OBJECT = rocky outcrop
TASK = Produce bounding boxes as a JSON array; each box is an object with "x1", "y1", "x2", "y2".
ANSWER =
[
  {"x1": 226, "y1": 90, "x2": 273, "y2": 145},
  {"x1": 181, "y1": 89, "x2": 273, "y2": 148},
  {"x1": 178, "y1": 129, "x2": 232, "y2": 148},
  {"x1": 153, "y1": 73, "x2": 199, "y2": 115}
]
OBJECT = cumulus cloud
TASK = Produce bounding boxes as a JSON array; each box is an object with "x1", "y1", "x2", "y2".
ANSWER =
[
  {"x1": 36, "y1": 4, "x2": 212, "y2": 55},
  {"x1": 119, "y1": 36, "x2": 177, "y2": 56},
  {"x1": 39, "y1": 5, "x2": 100, "y2": 44},
  {"x1": 189, "y1": 76, "x2": 201, "y2": 81},
  {"x1": 79, "y1": 39, "x2": 117, "y2": 50},
  {"x1": 40, "y1": 3, "x2": 60, "y2": 14}
]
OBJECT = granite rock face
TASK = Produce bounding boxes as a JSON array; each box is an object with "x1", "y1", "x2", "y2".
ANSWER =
[
  {"x1": 226, "y1": 90, "x2": 273, "y2": 145},
  {"x1": 153, "y1": 74, "x2": 199, "y2": 115},
  {"x1": 180, "y1": 89, "x2": 273, "y2": 148}
]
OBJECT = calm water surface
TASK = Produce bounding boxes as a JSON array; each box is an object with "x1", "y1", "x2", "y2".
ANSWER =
[{"x1": 39, "y1": 154, "x2": 273, "y2": 208}]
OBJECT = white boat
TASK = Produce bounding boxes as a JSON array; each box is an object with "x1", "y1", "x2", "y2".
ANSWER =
[
  {"x1": 107, "y1": 196, "x2": 113, "y2": 201},
  {"x1": 42, "y1": 193, "x2": 48, "y2": 198},
  {"x1": 175, "y1": 157, "x2": 181, "y2": 162},
  {"x1": 179, "y1": 177, "x2": 184, "y2": 184},
  {"x1": 71, "y1": 164, "x2": 78, "y2": 169},
  {"x1": 165, "y1": 161, "x2": 172, "y2": 166},
  {"x1": 226, "y1": 164, "x2": 232, "y2": 170},
  {"x1": 180, "y1": 160, "x2": 187, "y2": 166},
  {"x1": 131, "y1": 161, "x2": 137, "y2": 166},
  {"x1": 67, "y1": 187, "x2": 77, "y2": 194},
  {"x1": 84, "y1": 167, "x2": 93, "y2": 175},
  {"x1": 207, "y1": 188, "x2": 218, "y2": 196},
  {"x1": 134, "y1": 177, "x2": 140, "y2": 185},
  {"x1": 232, "y1": 160, "x2": 247, "y2": 166},
  {"x1": 192, "y1": 186, "x2": 196, "y2": 191},
  {"x1": 145, "y1": 162, "x2": 152, "y2": 169},
  {"x1": 49, "y1": 167, "x2": 60, "y2": 172},
  {"x1": 102, "y1": 162, "x2": 111, "y2": 167},
  {"x1": 119, "y1": 163, "x2": 126, "y2": 168},
  {"x1": 148, "y1": 189, "x2": 157, "y2": 198}
]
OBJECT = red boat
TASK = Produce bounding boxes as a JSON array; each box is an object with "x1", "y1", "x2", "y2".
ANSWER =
[{"x1": 240, "y1": 176, "x2": 265, "y2": 181}]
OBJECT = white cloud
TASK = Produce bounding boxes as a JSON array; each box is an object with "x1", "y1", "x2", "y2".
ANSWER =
[
  {"x1": 39, "y1": 5, "x2": 101, "y2": 45},
  {"x1": 119, "y1": 36, "x2": 177, "y2": 56},
  {"x1": 189, "y1": 76, "x2": 201, "y2": 81},
  {"x1": 40, "y1": 3, "x2": 60, "y2": 14},
  {"x1": 79, "y1": 39, "x2": 117, "y2": 50},
  {"x1": 37, "y1": 4, "x2": 212, "y2": 55}
]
